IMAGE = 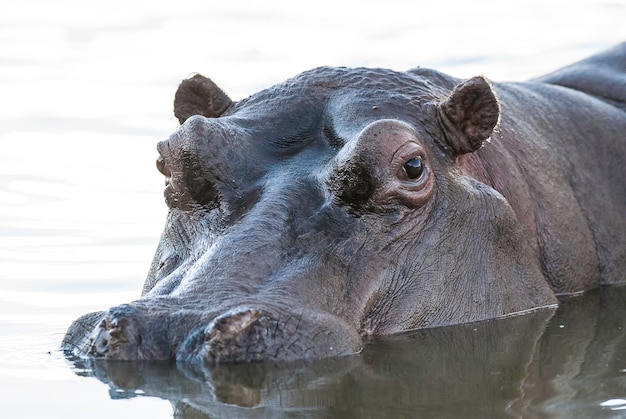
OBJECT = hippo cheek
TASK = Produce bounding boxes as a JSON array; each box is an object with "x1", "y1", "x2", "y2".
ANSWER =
[{"x1": 176, "y1": 307, "x2": 364, "y2": 364}]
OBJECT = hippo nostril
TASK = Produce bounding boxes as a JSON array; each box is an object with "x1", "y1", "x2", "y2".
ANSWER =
[
  {"x1": 87, "y1": 310, "x2": 144, "y2": 360},
  {"x1": 204, "y1": 309, "x2": 263, "y2": 344},
  {"x1": 92, "y1": 327, "x2": 110, "y2": 356}
]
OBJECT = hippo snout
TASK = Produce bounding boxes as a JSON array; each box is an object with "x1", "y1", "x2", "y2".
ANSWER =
[
  {"x1": 178, "y1": 307, "x2": 363, "y2": 364},
  {"x1": 178, "y1": 308, "x2": 282, "y2": 364},
  {"x1": 64, "y1": 304, "x2": 363, "y2": 364},
  {"x1": 83, "y1": 304, "x2": 172, "y2": 361}
]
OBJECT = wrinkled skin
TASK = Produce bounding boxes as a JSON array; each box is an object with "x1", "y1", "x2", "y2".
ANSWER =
[{"x1": 62, "y1": 43, "x2": 626, "y2": 364}]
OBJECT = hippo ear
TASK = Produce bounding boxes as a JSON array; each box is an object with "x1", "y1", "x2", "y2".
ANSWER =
[
  {"x1": 174, "y1": 74, "x2": 233, "y2": 124},
  {"x1": 437, "y1": 76, "x2": 500, "y2": 155}
]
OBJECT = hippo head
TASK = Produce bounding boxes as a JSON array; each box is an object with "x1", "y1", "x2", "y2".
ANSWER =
[{"x1": 63, "y1": 67, "x2": 556, "y2": 363}]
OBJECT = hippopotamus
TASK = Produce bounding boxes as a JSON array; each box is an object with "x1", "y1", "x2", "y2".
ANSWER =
[{"x1": 62, "y1": 43, "x2": 626, "y2": 364}]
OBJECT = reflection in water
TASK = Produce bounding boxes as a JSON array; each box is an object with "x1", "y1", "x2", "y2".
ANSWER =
[{"x1": 65, "y1": 285, "x2": 626, "y2": 418}]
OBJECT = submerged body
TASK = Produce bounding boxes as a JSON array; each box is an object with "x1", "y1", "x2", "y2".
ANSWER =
[{"x1": 63, "y1": 43, "x2": 626, "y2": 363}]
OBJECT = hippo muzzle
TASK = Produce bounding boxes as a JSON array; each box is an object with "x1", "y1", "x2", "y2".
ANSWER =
[{"x1": 65, "y1": 303, "x2": 362, "y2": 363}]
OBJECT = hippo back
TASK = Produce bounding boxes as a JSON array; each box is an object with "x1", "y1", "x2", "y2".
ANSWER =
[{"x1": 533, "y1": 42, "x2": 626, "y2": 111}]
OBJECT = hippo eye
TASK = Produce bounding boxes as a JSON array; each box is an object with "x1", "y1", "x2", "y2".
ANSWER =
[{"x1": 403, "y1": 157, "x2": 424, "y2": 180}]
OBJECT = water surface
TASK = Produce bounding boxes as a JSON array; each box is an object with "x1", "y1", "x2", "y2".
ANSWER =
[{"x1": 63, "y1": 287, "x2": 626, "y2": 418}]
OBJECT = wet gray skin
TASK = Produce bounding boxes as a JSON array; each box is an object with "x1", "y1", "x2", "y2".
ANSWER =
[{"x1": 62, "y1": 43, "x2": 626, "y2": 364}]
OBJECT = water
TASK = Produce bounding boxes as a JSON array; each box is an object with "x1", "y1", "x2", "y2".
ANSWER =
[
  {"x1": 1, "y1": 0, "x2": 625, "y2": 417},
  {"x1": 55, "y1": 288, "x2": 626, "y2": 418}
]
